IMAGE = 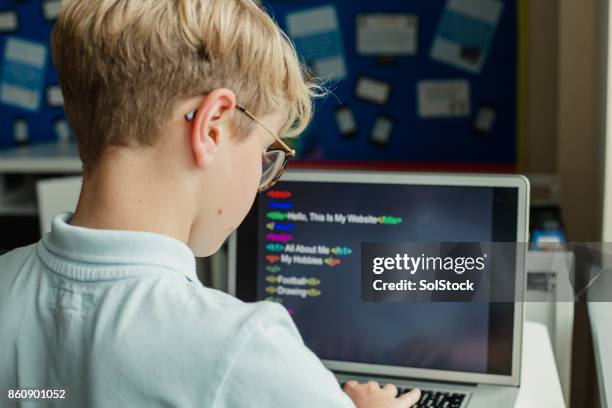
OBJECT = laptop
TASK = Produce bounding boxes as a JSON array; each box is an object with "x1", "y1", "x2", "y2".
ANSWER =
[{"x1": 229, "y1": 170, "x2": 529, "y2": 408}]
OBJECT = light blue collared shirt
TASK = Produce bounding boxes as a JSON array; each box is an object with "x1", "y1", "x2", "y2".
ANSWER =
[{"x1": 0, "y1": 213, "x2": 354, "y2": 407}]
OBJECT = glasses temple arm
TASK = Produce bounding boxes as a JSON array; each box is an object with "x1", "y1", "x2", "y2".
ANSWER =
[{"x1": 237, "y1": 105, "x2": 295, "y2": 156}]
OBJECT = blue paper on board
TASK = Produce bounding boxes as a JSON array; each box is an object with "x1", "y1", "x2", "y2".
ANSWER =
[
  {"x1": 0, "y1": 36, "x2": 47, "y2": 112},
  {"x1": 286, "y1": 4, "x2": 347, "y2": 80},
  {"x1": 431, "y1": 0, "x2": 503, "y2": 74}
]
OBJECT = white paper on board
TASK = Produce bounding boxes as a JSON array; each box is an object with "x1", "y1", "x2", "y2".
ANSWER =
[
  {"x1": 4, "y1": 37, "x2": 46, "y2": 66},
  {"x1": 13, "y1": 119, "x2": 29, "y2": 143},
  {"x1": 47, "y1": 86, "x2": 64, "y2": 107},
  {"x1": 355, "y1": 77, "x2": 391, "y2": 105},
  {"x1": 371, "y1": 117, "x2": 394, "y2": 144},
  {"x1": 430, "y1": 0, "x2": 503, "y2": 74},
  {"x1": 417, "y1": 79, "x2": 471, "y2": 118},
  {"x1": 335, "y1": 107, "x2": 357, "y2": 135},
  {"x1": 0, "y1": 11, "x2": 17, "y2": 32},
  {"x1": 474, "y1": 106, "x2": 496, "y2": 132},
  {"x1": 357, "y1": 14, "x2": 418, "y2": 56},
  {"x1": 54, "y1": 119, "x2": 72, "y2": 142},
  {"x1": 286, "y1": 5, "x2": 347, "y2": 80},
  {"x1": 43, "y1": 0, "x2": 62, "y2": 21}
]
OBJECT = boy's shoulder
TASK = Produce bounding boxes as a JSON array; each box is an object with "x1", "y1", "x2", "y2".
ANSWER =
[
  {"x1": 106, "y1": 278, "x2": 295, "y2": 393},
  {"x1": 156, "y1": 277, "x2": 275, "y2": 326},
  {"x1": 0, "y1": 243, "x2": 37, "y2": 266},
  {"x1": 0, "y1": 244, "x2": 38, "y2": 284},
  {"x1": 161, "y1": 281, "x2": 295, "y2": 347},
  {"x1": 114, "y1": 275, "x2": 293, "y2": 361}
]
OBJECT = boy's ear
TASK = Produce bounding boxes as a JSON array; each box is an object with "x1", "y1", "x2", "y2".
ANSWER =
[{"x1": 190, "y1": 89, "x2": 237, "y2": 169}]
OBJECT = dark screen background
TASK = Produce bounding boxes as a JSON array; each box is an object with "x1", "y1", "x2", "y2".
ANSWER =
[{"x1": 237, "y1": 181, "x2": 518, "y2": 375}]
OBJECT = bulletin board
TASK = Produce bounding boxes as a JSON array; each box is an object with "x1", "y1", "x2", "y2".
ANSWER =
[
  {"x1": 0, "y1": 0, "x2": 521, "y2": 172},
  {"x1": 264, "y1": 0, "x2": 520, "y2": 171},
  {"x1": 0, "y1": 0, "x2": 64, "y2": 149}
]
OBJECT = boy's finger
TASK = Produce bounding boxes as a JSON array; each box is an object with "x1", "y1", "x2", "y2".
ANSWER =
[
  {"x1": 343, "y1": 380, "x2": 358, "y2": 390},
  {"x1": 398, "y1": 388, "x2": 421, "y2": 406},
  {"x1": 382, "y1": 383, "x2": 397, "y2": 396}
]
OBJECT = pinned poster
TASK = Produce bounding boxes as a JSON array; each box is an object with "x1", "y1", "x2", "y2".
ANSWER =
[
  {"x1": 370, "y1": 116, "x2": 394, "y2": 146},
  {"x1": 474, "y1": 105, "x2": 496, "y2": 134},
  {"x1": 286, "y1": 5, "x2": 347, "y2": 80},
  {"x1": 355, "y1": 76, "x2": 391, "y2": 105},
  {"x1": 356, "y1": 14, "x2": 418, "y2": 56},
  {"x1": 0, "y1": 11, "x2": 18, "y2": 32},
  {"x1": 46, "y1": 85, "x2": 64, "y2": 107},
  {"x1": 42, "y1": 0, "x2": 62, "y2": 21},
  {"x1": 430, "y1": 0, "x2": 503, "y2": 74},
  {"x1": 54, "y1": 118, "x2": 72, "y2": 143},
  {"x1": 335, "y1": 106, "x2": 358, "y2": 138},
  {"x1": 417, "y1": 79, "x2": 470, "y2": 118},
  {"x1": 13, "y1": 118, "x2": 29, "y2": 145},
  {"x1": 0, "y1": 37, "x2": 47, "y2": 112}
]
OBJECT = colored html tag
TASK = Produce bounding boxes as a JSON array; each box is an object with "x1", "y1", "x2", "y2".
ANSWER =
[
  {"x1": 266, "y1": 233, "x2": 294, "y2": 243},
  {"x1": 265, "y1": 255, "x2": 280, "y2": 264},
  {"x1": 267, "y1": 190, "x2": 292, "y2": 199}
]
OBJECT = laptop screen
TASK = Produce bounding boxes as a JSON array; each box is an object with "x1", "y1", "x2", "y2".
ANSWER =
[{"x1": 234, "y1": 173, "x2": 521, "y2": 378}]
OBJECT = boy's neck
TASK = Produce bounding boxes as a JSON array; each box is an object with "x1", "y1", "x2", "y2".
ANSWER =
[{"x1": 70, "y1": 150, "x2": 196, "y2": 245}]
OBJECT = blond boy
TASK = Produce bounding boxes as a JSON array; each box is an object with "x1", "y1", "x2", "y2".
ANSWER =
[{"x1": 0, "y1": 1, "x2": 420, "y2": 406}]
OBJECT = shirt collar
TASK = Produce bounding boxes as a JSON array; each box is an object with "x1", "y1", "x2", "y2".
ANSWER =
[{"x1": 39, "y1": 213, "x2": 197, "y2": 281}]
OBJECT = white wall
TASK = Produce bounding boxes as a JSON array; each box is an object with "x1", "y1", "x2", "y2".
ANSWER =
[{"x1": 603, "y1": 0, "x2": 612, "y2": 242}]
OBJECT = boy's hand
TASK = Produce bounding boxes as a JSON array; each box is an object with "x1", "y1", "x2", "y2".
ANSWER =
[{"x1": 343, "y1": 380, "x2": 421, "y2": 408}]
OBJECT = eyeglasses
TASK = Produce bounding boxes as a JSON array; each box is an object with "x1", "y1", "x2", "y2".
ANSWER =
[{"x1": 185, "y1": 104, "x2": 296, "y2": 192}]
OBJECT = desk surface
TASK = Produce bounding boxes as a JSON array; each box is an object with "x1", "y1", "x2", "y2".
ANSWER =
[{"x1": 517, "y1": 321, "x2": 565, "y2": 407}]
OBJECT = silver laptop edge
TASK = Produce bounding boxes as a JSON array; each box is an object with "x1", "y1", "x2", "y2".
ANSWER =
[{"x1": 228, "y1": 170, "x2": 530, "y2": 389}]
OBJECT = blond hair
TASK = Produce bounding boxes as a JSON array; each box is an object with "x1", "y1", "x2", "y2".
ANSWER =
[{"x1": 51, "y1": 0, "x2": 320, "y2": 168}]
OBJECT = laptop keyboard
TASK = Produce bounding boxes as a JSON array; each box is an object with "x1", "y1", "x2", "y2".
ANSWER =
[
  {"x1": 399, "y1": 388, "x2": 466, "y2": 408},
  {"x1": 340, "y1": 382, "x2": 467, "y2": 408}
]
